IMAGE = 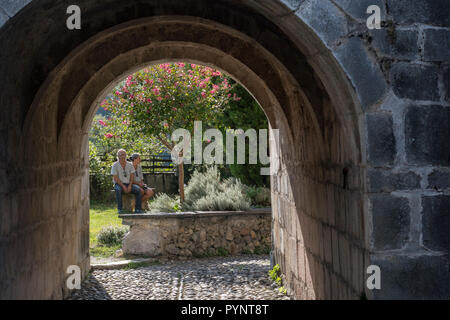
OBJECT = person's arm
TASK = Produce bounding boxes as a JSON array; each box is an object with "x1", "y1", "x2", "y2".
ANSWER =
[{"x1": 127, "y1": 169, "x2": 134, "y2": 192}]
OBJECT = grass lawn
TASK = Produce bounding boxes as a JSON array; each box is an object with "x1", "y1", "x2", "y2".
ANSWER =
[{"x1": 90, "y1": 201, "x2": 127, "y2": 258}]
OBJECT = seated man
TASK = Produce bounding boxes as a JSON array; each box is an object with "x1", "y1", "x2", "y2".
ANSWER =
[{"x1": 111, "y1": 149, "x2": 144, "y2": 214}]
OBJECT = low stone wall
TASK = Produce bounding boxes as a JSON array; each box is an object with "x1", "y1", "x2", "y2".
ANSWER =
[{"x1": 120, "y1": 209, "x2": 272, "y2": 258}]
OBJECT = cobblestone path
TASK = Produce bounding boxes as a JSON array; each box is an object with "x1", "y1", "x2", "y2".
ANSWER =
[{"x1": 67, "y1": 255, "x2": 291, "y2": 300}]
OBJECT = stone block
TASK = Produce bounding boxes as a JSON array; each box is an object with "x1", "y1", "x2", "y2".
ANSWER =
[
  {"x1": 295, "y1": 0, "x2": 349, "y2": 46},
  {"x1": 333, "y1": 0, "x2": 386, "y2": 21},
  {"x1": 389, "y1": 0, "x2": 450, "y2": 27},
  {"x1": 335, "y1": 37, "x2": 387, "y2": 108},
  {"x1": 0, "y1": 8, "x2": 8, "y2": 29},
  {"x1": 371, "y1": 253, "x2": 450, "y2": 299},
  {"x1": 427, "y1": 169, "x2": 450, "y2": 190},
  {"x1": 405, "y1": 105, "x2": 450, "y2": 166},
  {"x1": 368, "y1": 169, "x2": 421, "y2": 192},
  {"x1": 391, "y1": 63, "x2": 440, "y2": 101},
  {"x1": 0, "y1": 0, "x2": 32, "y2": 17},
  {"x1": 443, "y1": 66, "x2": 450, "y2": 102},
  {"x1": 423, "y1": 29, "x2": 450, "y2": 61},
  {"x1": 331, "y1": 228, "x2": 341, "y2": 274},
  {"x1": 122, "y1": 225, "x2": 161, "y2": 256},
  {"x1": 371, "y1": 29, "x2": 419, "y2": 60},
  {"x1": 366, "y1": 113, "x2": 396, "y2": 165},
  {"x1": 422, "y1": 195, "x2": 450, "y2": 252},
  {"x1": 371, "y1": 195, "x2": 410, "y2": 250}
]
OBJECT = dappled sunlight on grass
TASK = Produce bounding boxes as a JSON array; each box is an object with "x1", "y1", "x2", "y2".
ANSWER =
[{"x1": 90, "y1": 201, "x2": 124, "y2": 257}]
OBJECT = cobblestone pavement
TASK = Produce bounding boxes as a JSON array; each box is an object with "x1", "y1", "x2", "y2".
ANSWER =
[{"x1": 67, "y1": 255, "x2": 291, "y2": 300}]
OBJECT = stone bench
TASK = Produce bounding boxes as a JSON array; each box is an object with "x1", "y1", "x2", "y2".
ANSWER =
[{"x1": 119, "y1": 208, "x2": 272, "y2": 258}]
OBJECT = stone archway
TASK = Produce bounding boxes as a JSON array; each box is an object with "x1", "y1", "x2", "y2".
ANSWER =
[{"x1": 1, "y1": 0, "x2": 448, "y2": 300}]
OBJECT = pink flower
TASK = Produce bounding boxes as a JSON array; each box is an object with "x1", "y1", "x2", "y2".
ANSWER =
[
  {"x1": 98, "y1": 120, "x2": 107, "y2": 127},
  {"x1": 115, "y1": 91, "x2": 122, "y2": 96},
  {"x1": 157, "y1": 97, "x2": 163, "y2": 101},
  {"x1": 201, "y1": 92, "x2": 207, "y2": 98},
  {"x1": 191, "y1": 64, "x2": 196, "y2": 69},
  {"x1": 153, "y1": 87, "x2": 160, "y2": 95},
  {"x1": 146, "y1": 98, "x2": 152, "y2": 103},
  {"x1": 172, "y1": 107, "x2": 177, "y2": 111},
  {"x1": 177, "y1": 62, "x2": 185, "y2": 68},
  {"x1": 163, "y1": 123, "x2": 169, "y2": 128},
  {"x1": 104, "y1": 133, "x2": 114, "y2": 139}
]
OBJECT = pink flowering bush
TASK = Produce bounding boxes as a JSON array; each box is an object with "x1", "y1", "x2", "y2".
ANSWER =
[{"x1": 101, "y1": 63, "x2": 238, "y2": 201}]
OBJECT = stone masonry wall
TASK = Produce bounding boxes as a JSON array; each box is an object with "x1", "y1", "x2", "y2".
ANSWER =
[
  {"x1": 121, "y1": 210, "x2": 272, "y2": 258},
  {"x1": 274, "y1": 0, "x2": 450, "y2": 299}
]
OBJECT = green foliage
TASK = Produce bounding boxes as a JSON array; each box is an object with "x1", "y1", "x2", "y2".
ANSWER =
[
  {"x1": 244, "y1": 185, "x2": 271, "y2": 207},
  {"x1": 215, "y1": 85, "x2": 269, "y2": 187},
  {"x1": 183, "y1": 166, "x2": 250, "y2": 211},
  {"x1": 90, "y1": 244, "x2": 122, "y2": 258},
  {"x1": 216, "y1": 247, "x2": 229, "y2": 257},
  {"x1": 254, "y1": 245, "x2": 271, "y2": 255},
  {"x1": 102, "y1": 63, "x2": 235, "y2": 150},
  {"x1": 148, "y1": 193, "x2": 181, "y2": 213},
  {"x1": 279, "y1": 287, "x2": 288, "y2": 295},
  {"x1": 122, "y1": 261, "x2": 159, "y2": 270},
  {"x1": 269, "y1": 264, "x2": 283, "y2": 286},
  {"x1": 96, "y1": 225, "x2": 129, "y2": 246}
]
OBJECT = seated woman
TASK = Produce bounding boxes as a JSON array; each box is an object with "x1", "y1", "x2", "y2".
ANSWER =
[{"x1": 129, "y1": 153, "x2": 154, "y2": 209}]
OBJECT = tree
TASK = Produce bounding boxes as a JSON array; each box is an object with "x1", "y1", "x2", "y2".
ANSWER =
[{"x1": 102, "y1": 63, "x2": 236, "y2": 201}]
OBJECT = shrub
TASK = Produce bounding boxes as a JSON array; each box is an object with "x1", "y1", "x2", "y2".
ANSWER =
[
  {"x1": 183, "y1": 166, "x2": 250, "y2": 211},
  {"x1": 148, "y1": 193, "x2": 180, "y2": 213},
  {"x1": 245, "y1": 186, "x2": 271, "y2": 207},
  {"x1": 268, "y1": 264, "x2": 282, "y2": 286},
  {"x1": 97, "y1": 225, "x2": 129, "y2": 246}
]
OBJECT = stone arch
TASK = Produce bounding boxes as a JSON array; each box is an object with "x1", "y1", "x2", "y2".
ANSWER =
[{"x1": 1, "y1": 0, "x2": 448, "y2": 300}]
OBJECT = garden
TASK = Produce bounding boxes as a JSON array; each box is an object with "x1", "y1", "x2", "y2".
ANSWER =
[{"x1": 89, "y1": 62, "x2": 272, "y2": 260}]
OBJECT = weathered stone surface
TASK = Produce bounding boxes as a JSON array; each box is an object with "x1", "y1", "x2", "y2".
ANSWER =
[
  {"x1": 295, "y1": 0, "x2": 348, "y2": 46},
  {"x1": 423, "y1": 29, "x2": 450, "y2": 62},
  {"x1": 389, "y1": 0, "x2": 450, "y2": 27},
  {"x1": 333, "y1": 0, "x2": 386, "y2": 21},
  {"x1": 0, "y1": 0, "x2": 32, "y2": 17},
  {"x1": 371, "y1": 253, "x2": 450, "y2": 299},
  {"x1": 427, "y1": 170, "x2": 450, "y2": 190},
  {"x1": 122, "y1": 225, "x2": 161, "y2": 256},
  {"x1": 0, "y1": 8, "x2": 8, "y2": 29},
  {"x1": 121, "y1": 211, "x2": 271, "y2": 257},
  {"x1": 335, "y1": 37, "x2": 387, "y2": 108},
  {"x1": 422, "y1": 196, "x2": 450, "y2": 252},
  {"x1": 369, "y1": 169, "x2": 421, "y2": 192},
  {"x1": 405, "y1": 105, "x2": 450, "y2": 166},
  {"x1": 371, "y1": 29, "x2": 419, "y2": 60},
  {"x1": 443, "y1": 66, "x2": 450, "y2": 102},
  {"x1": 371, "y1": 195, "x2": 410, "y2": 250},
  {"x1": 391, "y1": 63, "x2": 440, "y2": 101},
  {"x1": 366, "y1": 113, "x2": 396, "y2": 165}
]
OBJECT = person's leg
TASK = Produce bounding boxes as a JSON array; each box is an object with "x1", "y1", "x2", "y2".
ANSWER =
[
  {"x1": 114, "y1": 183, "x2": 123, "y2": 212},
  {"x1": 131, "y1": 184, "x2": 142, "y2": 211}
]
